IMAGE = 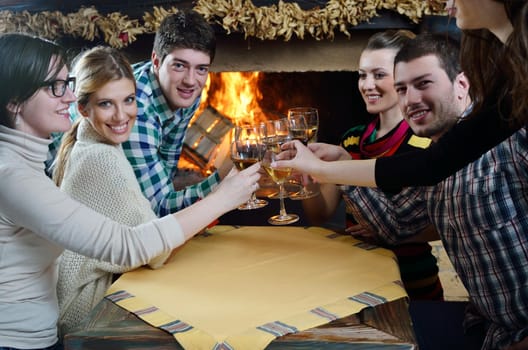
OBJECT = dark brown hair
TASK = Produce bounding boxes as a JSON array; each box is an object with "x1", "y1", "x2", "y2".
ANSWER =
[
  {"x1": 153, "y1": 9, "x2": 216, "y2": 64},
  {"x1": 395, "y1": 32, "x2": 461, "y2": 82},
  {"x1": 364, "y1": 29, "x2": 416, "y2": 52},
  {"x1": 460, "y1": 0, "x2": 528, "y2": 126},
  {"x1": 0, "y1": 33, "x2": 67, "y2": 128}
]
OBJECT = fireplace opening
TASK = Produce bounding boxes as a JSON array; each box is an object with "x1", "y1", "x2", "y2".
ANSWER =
[{"x1": 181, "y1": 70, "x2": 372, "y2": 175}]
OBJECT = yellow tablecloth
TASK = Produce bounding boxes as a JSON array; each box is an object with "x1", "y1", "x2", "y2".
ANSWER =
[{"x1": 106, "y1": 225, "x2": 406, "y2": 350}]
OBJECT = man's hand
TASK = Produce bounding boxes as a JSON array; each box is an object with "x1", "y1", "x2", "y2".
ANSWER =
[{"x1": 346, "y1": 223, "x2": 380, "y2": 245}]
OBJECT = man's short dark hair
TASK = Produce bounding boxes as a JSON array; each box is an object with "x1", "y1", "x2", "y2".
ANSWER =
[
  {"x1": 153, "y1": 9, "x2": 216, "y2": 63},
  {"x1": 394, "y1": 32, "x2": 461, "y2": 82}
]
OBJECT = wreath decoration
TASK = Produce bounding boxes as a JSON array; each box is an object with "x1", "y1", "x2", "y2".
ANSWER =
[{"x1": 0, "y1": 0, "x2": 445, "y2": 48}]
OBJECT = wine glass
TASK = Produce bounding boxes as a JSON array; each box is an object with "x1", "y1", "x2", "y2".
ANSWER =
[
  {"x1": 261, "y1": 120, "x2": 299, "y2": 225},
  {"x1": 259, "y1": 118, "x2": 298, "y2": 200},
  {"x1": 287, "y1": 107, "x2": 320, "y2": 200},
  {"x1": 230, "y1": 125, "x2": 268, "y2": 210},
  {"x1": 287, "y1": 113, "x2": 309, "y2": 144}
]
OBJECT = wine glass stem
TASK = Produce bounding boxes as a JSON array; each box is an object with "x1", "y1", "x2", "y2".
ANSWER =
[
  {"x1": 279, "y1": 185, "x2": 287, "y2": 198},
  {"x1": 246, "y1": 191, "x2": 259, "y2": 207},
  {"x1": 278, "y1": 184, "x2": 288, "y2": 217}
]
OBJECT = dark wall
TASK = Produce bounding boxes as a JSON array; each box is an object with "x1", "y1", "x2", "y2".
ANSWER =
[{"x1": 256, "y1": 72, "x2": 370, "y2": 145}]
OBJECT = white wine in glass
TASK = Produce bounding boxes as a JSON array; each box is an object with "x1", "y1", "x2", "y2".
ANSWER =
[
  {"x1": 287, "y1": 107, "x2": 320, "y2": 200},
  {"x1": 261, "y1": 120, "x2": 299, "y2": 225},
  {"x1": 259, "y1": 118, "x2": 299, "y2": 200},
  {"x1": 231, "y1": 125, "x2": 268, "y2": 210},
  {"x1": 288, "y1": 114, "x2": 309, "y2": 145}
]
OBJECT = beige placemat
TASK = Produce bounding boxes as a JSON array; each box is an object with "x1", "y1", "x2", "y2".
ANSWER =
[{"x1": 106, "y1": 225, "x2": 406, "y2": 350}]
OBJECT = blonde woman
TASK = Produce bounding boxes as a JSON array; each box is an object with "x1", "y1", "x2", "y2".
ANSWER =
[{"x1": 52, "y1": 46, "x2": 172, "y2": 335}]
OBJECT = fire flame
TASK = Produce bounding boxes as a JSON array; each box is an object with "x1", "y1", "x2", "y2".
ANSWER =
[
  {"x1": 196, "y1": 72, "x2": 271, "y2": 126},
  {"x1": 183, "y1": 72, "x2": 275, "y2": 174}
]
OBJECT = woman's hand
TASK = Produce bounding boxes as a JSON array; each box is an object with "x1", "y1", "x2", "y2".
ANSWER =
[
  {"x1": 271, "y1": 140, "x2": 324, "y2": 180},
  {"x1": 214, "y1": 162, "x2": 261, "y2": 211},
  {"x1": 272, "y1": 140, "x2": 376, "y2": 187}
]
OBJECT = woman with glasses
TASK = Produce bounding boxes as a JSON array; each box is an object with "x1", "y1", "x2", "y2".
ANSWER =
[{"x1": 0, "y1": 33, "x2": 260, "y2": 350}]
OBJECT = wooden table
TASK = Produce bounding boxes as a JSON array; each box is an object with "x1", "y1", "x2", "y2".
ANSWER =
[
  {"x1": 64, "y1": 225, "x2": 417, "y2": 349},
  {"x1": 65, "y1": 297, "x2": 416, "y2": 349}
]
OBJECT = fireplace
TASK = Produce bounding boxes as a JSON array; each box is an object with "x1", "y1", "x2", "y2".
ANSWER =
[{"x1": 182, "y1": 69, "x2": 371, "y2": 173}]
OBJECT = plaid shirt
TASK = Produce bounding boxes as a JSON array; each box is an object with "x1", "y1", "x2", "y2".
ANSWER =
[
  {"x1": 345, "y1": 127, "x2": 528, "y2": 349},
  {"x1": 46, "y1": 106, "x2": 81, "y2": 176},
  {"x1": 45, "y1": 132, "x2": 63, "y2": 176},
  {"x1": 122, "y1": 61, "x2": 220, "y2": 216}
]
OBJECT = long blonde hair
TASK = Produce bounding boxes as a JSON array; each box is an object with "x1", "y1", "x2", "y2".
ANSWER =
[{"x1": 53, "y1": 46, "x2": 135, "y2": 186}]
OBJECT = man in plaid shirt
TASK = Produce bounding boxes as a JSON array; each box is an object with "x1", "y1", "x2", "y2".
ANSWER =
[
  {"x1": 346, "y1": 34, "x2": 528, "y2": 349},
  {"x1": 122, "y1": 10, "x2": 232, "y2": 216}
]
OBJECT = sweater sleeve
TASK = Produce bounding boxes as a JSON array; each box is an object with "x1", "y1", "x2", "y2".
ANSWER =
[
  {"x1": 0, "y1": 166, "x2": 185, "y2": 267},
  {"x1": 61, "y1": 145, "x2": 169, "y2": 271},
  {"x1": 375, "y1": 102, "x2": 517, "y2": 188}
]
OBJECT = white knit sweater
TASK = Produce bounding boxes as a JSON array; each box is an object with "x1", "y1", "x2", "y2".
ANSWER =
[
  {"x1": 57, "y1": 119, "x2": 169, "y2": 336},
  {"x1": 0, "y1": 125, "x2": 183, "y2": 349}
]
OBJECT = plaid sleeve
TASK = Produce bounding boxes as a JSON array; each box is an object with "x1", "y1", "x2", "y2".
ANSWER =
[
  {"x1": 123, "y1": 96, "x2": 220, "y2": 216},
  {"x1": 45, "y1": 106, "x2": 81, "y2": 176},
  {"x1": 159, "y1": 98, "x2": 200, "y2": 177},
  {"x1": 343, "y1": 186, "x2": 432, "y2": 244},
  {"x1": 45, "y1": 132, "x2": 63, "y2": 176}
]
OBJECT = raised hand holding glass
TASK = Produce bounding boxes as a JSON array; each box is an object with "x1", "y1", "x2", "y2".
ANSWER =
[{"x1": 230, "y1": 125, "x2": 268, "y2": 210}]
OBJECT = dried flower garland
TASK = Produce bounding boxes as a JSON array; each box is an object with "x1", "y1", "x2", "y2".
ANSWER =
[
  {"x1": 195, "y1": 0, "x2": 446, "y2": 41},
  {"x1": 0, "y1": 0, "x2": 445, "y2": 48}
]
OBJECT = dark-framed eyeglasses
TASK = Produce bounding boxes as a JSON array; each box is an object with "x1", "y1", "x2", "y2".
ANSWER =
[{"x1": 41, "y1": 77, "x2": 76, "y2": 97}]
